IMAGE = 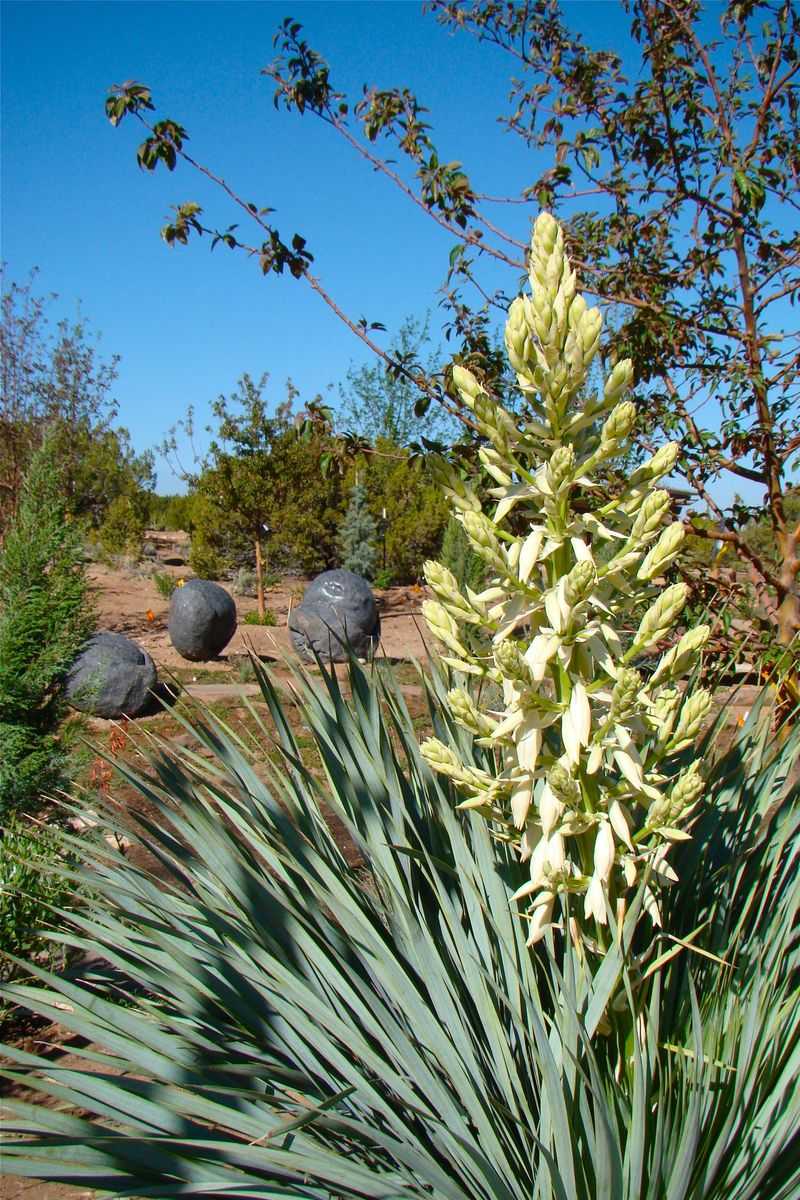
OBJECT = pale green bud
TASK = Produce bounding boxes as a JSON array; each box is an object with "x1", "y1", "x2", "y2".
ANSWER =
[
  {"x1": 667, "y1": 689, "x2": 713, "y2": 752},
  {"x1": 649, "y1": 687, "x2": 682, "y2": 740},
  {"x1": 505, "y1": 297, "x2": 532, "y2": 376},
  {"x1": 637, "y1": 522, "x2": 686, "y2": 581},
  {"x1": 547, "y1": 762, "x2": 580, "y2": 806},
  {"x1": 650, "y1": 625, "x2": 711, "y2": 685},
  {"x1": 632, "y1": 441, "x2": 680, "y2": 486},
  {"x1": 630, "y1": 489, "x2": 671, "y2": 541},
  {"x1": 493, "y1": 638, "x2": 530, "y2": 681},
  {"x1": 462, "y1": 511, "x2": 506, "y2": 572},
  {"x1": 667, "y1": 761, "x2": 704, "y2": 818},
  {"x1": 479, "y1": 446, "x2": 512, "y2": 486},
  {"x1": 564, "y1": 558, "x2": 596, "y2": 606},
  {"x1": 601, "y1": 400, "x2": 637, "y2": 446},
  {"x1": 452, "y1": 364, "x2": 483, "y2": 405},
  {"x1": 447, "y1": 688, "x2": 496, "y2": 737},
  {"x1": 424, "y1": 559, "x2": 459, "y2": 600},
  {"x1": 547, "y1": 445, "x2": 575, "y2": 491},
  {"x1": 473, "y1": 394, "x2": 518, "y2": 448},
  {"x1": 611, "y1": 668, "x2": 643, "y2": 721},
  {"x1": 429, "y1": 456, "x2": 482, "y2": 514},
  {"x1": 424, "y1": 560, "x2": 480, "y2": 623},
  {"x1": 420, "y1": 737, "x2": 463, "y2": 780},
  {"x1": 422, "y1": 600, "x2": 468, "y2": 657},
  {"x1": 632, "y1": 583, "x2": 689, "y2": 652},
  {"x1": 604, "y1": 359, "x2": 634, "y2": 404}
]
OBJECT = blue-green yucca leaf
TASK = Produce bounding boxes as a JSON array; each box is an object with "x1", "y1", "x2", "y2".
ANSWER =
[{"x1": 2, "y1": 657, "x2": 799, "y2": 1198}]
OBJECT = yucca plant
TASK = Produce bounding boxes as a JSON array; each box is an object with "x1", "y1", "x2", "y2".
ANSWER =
[
  {"x1": 1, "y1": 213, "x2": 799, "y2": 1195},
  {"x1": 0, "y1": 654, "x2": 798, "y2": 1198}
]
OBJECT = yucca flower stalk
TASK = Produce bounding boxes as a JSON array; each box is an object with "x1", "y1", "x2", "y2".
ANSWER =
[{"x1": 421, "y1": 212, "x2": 711, "y2": 951}]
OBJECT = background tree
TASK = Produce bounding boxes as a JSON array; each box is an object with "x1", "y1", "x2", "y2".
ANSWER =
[
  {"x1": 338, "y1": 316, "x2": 459, "y2": 447},
  {"x1": 338, "y1": 479, "x2": 378, "y2": 580},
  {"x1": 0, "y1": 272, "x2": 155, "y2": 538},
  {"x1": 188, "y1": 374, "x2": 345, "y2": 609},
  {"x1": 0, "y1": 435, "x2": 94, "y2": 817},
  {"x1": 105, "y1": 0, "x2": 799, "y2": 637}
]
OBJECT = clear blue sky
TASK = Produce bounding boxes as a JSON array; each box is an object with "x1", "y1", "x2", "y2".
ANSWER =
[{"x1": 1, "y1": 0, "x2": 747, "y2": 502}]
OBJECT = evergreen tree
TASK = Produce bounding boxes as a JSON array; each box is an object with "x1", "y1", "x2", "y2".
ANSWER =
[
  {"x1": 338, "y1": 481, "x2": 377, "y2": 580},
  {"x1": 0, "y1": 434, "x2": 95, "y2": 816}
]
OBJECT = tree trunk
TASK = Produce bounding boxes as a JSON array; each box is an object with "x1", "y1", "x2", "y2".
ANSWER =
[
  {"x1": 776, "y1": 524, "x2": 800, "y2": 647},
  {"x1": 254, "y1": 535, "x2": 265, "y2": 622}
]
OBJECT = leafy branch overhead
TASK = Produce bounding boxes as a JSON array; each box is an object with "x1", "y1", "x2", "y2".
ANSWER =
[{"x1": 105, "y1": 0, "x2": 800, "y2": 643}]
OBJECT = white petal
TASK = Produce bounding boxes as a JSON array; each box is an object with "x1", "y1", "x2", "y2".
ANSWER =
[
  {"x1": 562, "y1": 708, "x2": 580, "y2": 767},
  {"x1": 643, "y1": 886, "x2": 662, "y2": 927},
  {"x1": 613, "y1": 748, "x2": 646, "y2": 792},
  {"x1": 529, "y1": 837, "x2": 550, "y2": 888},
  {"x1": 526, "y1": 892, "x2": 556, "y2": 945},
  {"x1": 593, "y1": 822, "x2": 616, "y2": 882},
  {"x1": 516, "y1": 726, "x2": 542, "y2": 775},
  {"x1": 546, "y1": 831, "x2": 566, "y2": 872},
  {"x1": 494, "y1": 494, "x2": 520, "y2": 523},
  {"x1": 570, "y1": 536, "x2": 593, "y2": 563},
  {"x1": 584, "y1": 876, "x2": 607, "y2": 924},
  {"x1": 608, "y1": 799, "x2": 634, "y2": 850},
  {"x1": 519, "y1": 527, "x2": 545, "y2": 583},
  {"x1": 569, "y1": 682, "x2": 591, "y2": 747},
  {"x1": 623, "y1": 855, "x2": 638, "y2": 888},
  {"x1": 491, "y1": 707, "x2": 525, "y2": 740},
  {"x1": 524, "y1": 632, "x2": 560, "y2": 681},
  {"x1": 510, "y1": 780, "x2": 532, "y2": 829},
  {"x1": 544, "y1": 580, "x2": 570, "y2": 634},
  {"x1": 539, "y1": 782, "x2": 563, "y2": 836},
  {"x1": 587, "y1": 743, "x2": 604, "y2": 775},
  {"x1": 519, "y1": 820, "x2": 540, "y2": 862}
]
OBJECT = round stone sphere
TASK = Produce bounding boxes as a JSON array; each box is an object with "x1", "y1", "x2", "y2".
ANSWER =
[
  {"x1": 289, "y1": 569, "x2": 380, "y2": 663},
  {"x1": 66, "y1": 632, "x2": 157, "y2": 719},
  {"x1": 168, "y1": 579, "x2": 237, "y2": 661}
]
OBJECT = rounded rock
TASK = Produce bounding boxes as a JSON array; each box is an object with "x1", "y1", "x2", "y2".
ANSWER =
[
  {"x1": 289, "y1": 569, "x2": 380, "y2": 663},
  {"x1": 66, "y1": 632, "x2": 157, "y2": 719},
  {"x1": 168, "y1": 578, "x2": 237, "y2": 661}
]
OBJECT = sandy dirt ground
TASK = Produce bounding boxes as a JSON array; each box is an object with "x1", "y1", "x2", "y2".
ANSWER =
[{"x1": 87, "y1": 556, "x2": 431, "y2": 674}]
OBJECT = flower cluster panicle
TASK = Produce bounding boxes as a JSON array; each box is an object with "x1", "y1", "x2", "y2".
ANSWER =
[{"x1": 420, "y1": 212, "x2": 711, "y2": 948}]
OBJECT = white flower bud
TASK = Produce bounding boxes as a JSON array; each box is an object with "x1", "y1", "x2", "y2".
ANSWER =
[
  {"x1": 637, "y1": 521, "x2": 686, "y2": 581},
  {"x1": 630, "y1": 489, "x2": 671, "y2": 541},
  {"x1": 462, "y1": 511, "x2": 506, "y2": 572},
  {"x1": 667, "y1": 689, "x2": 713, "y2": 752},
  {"x1": 452, "y1": 364, "x2": 483, "y2": 406},
  {"x1": 422, "y1": 600, "x2": 468, "y2": 657},
  {"x1": 446, "y1": 688, "x2": 496, "y2": 737},
  {"x1": 633, "y1": 583, "x2": 689, "y2": 652},
  {"x1": 650, "y1": 625, "x2": 711, "y2": 686},
  {"x1": 604, "y1": 358, "x2": 634, "y2": 404},
  {"x1": 601, "y1": 400, "x2": 637, "y2": 446}
]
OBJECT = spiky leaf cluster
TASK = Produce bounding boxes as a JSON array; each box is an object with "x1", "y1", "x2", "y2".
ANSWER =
[{"x1": 421, "y1": 213, "x2": 711, "y2": 947}]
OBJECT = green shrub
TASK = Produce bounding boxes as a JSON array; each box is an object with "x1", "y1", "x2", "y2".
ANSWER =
[
  {"x1": 349, "y1": 440, "x2": 450, "y2": 584},
  {"x1": 0, "y1": 818, "x2": 77, "y2": 986},
  {"x1": 152, "y1": 571, "x2": 178, "y2": 598},
  {"x1": 242, "y1": 608, "x2": 277, "y2": 626},
  {"x1": 0, "y1": 436, "x2": 94, "y2": 819},
  {"x1": 97, "y1": 493, "x2": 147, "y2": 559},
  {"x1": 373, "y1": 566, "x2": 395, "y2": 589}
]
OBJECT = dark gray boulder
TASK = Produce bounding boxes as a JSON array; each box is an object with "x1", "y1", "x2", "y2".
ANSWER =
[
  {"x1": 168, "y1": 578, "x2": 237, "y2": 661},
  {"x1": 66, "y1": 632, "x2": 157, "y2": 719},
  {"x1": 289, "y1": 569, "x2": 380, "y2": 663}
]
